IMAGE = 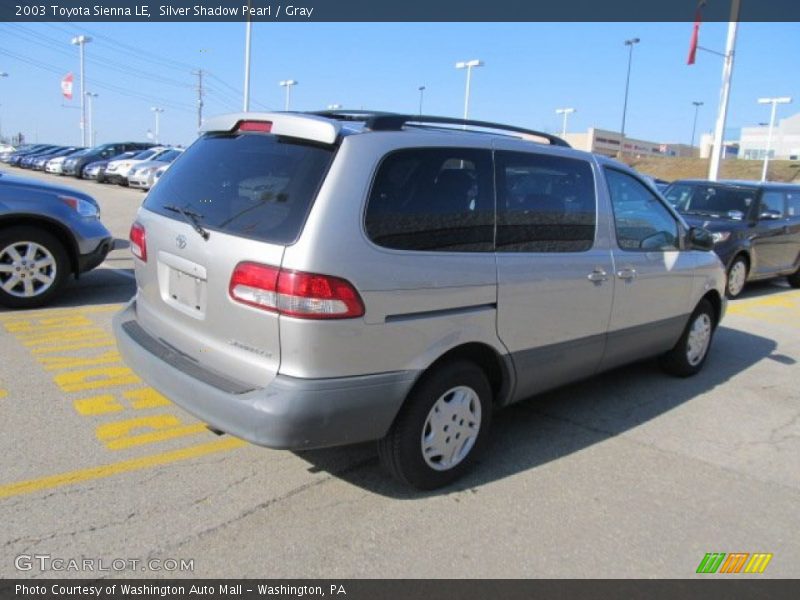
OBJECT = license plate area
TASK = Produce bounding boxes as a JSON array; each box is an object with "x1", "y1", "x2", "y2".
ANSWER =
[{"x1": 167, "y1": 266, "x2": 206, "y2": 316}]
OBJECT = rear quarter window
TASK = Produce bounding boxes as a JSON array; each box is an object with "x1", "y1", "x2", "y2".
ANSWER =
[
  {"x1": 143, "y1": 132, "x2": 334, "y2": 245},
  {"x1": 364, "y1": 148, "x2": 494, "y2": 252}
]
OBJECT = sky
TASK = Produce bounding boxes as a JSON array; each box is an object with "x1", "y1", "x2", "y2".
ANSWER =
[{"x1": 0, "y1": 21, "x2": 798, "y2": 148}]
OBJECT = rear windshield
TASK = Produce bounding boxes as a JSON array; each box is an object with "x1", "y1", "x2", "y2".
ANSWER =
[{"x1": 143, "y1": 133, "x2": 334, "y2": 245}]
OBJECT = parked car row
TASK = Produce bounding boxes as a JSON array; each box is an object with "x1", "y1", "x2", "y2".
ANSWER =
[{"x1": 1, "y1": 141, "x2": 184, "y2": 191}]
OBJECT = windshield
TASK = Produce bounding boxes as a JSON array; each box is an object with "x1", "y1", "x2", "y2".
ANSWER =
[
  {"x1": 155, "y1": 149, "x2": 181, "y2": 162},
  {"x1": 664, "y1": 183, "x2": 757, "y2": 219},
  {"x1": 143, "y1": 132, "x2": 334, "y2": 245},
  {"x1": 134, "y1": 148, "x2": 161, "y2": 160}
]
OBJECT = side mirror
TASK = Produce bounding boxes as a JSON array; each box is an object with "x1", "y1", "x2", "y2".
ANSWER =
[
  {"x1": 759, "y1": 210, "x2": 782, "y2": 220},
  {"x1": 687, "y1": 227, "x2": 714, "y2": 251}
]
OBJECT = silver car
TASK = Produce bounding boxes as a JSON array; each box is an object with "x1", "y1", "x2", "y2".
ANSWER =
[{"x1": 114, "y1": 112, "x2": 726, "y2": 489}]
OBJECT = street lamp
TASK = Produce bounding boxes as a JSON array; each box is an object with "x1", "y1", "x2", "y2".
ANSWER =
[
  {"x1": 555, "y1": 107, "x2": 576, "y2": 138},
  {"x1": 690, "y1": 101, "x2": 704, "y2": 148},
  {"x1": 85, "y1": 92, "x2": 98, "y2": 146},
  {"x1": 620, "y1": 37, "x2": 640, "y2": 155},
  {"x1": 455, "y1": 59, "x2": 483, "y2": 124},
  {"x1": 757, "y1": 96, "x2": 792, "y2": 182},
  {"x1": 418, "y1": 85, "x2": 426, "y2": 116},
  {"x1": 279, "y1": 80, "x2": 298, "y2": 111},
  {"x1": 151, "y1": 107, "x2": 164, "y2": 144},
  {"x1": 71, "y1": 35, "x2": 92, "y2": 146}
]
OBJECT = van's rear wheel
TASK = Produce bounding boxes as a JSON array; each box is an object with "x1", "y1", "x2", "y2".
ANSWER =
[
  {"x1": 378, "y1": 360, "x2": 492, "y2": 490},
  {"x1": 660, "y1": 299, "x2": 716, "y2": 377}
]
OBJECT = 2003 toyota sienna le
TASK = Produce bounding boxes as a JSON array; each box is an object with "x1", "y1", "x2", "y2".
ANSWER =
[{"x1": 113, "y1": 111, "x2": 726, "y2": 489}]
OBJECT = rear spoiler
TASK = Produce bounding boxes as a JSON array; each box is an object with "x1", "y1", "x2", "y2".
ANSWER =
[{"x1": 201, "y1": 112, "x2": 341, "y2": 145}]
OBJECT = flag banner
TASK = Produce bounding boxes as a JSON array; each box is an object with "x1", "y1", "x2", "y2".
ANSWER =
[
  {"x1": 686, "y1": 0, "x2": 706, "y2": 65},
  {"x1": 61, "y1": 73, "x2": 74, "y2": 100}
]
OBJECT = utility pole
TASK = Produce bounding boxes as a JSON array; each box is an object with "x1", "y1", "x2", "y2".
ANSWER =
[
  {"x1": 192, "y1": 69, "x2": 204, "y2": 130},
  {"x1": 243, "y1": 0, "x2": 252, "y2": 111}
]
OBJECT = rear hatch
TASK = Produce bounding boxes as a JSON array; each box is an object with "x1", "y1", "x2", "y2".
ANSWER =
[{"x1": 130, "y1": 114, "x2": 339, "y2": 388}]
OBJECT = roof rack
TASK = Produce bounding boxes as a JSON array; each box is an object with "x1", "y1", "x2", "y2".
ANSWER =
[{"x1": 308, "y1": 111, "x2": 571, "y2": 148}]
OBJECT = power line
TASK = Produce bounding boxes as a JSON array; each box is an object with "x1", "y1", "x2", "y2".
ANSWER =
[{"x1": 0, "y1": 47, "x2": 195, "y2": 114}]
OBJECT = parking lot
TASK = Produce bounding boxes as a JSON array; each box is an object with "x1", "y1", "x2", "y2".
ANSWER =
[{"x1": 0, "y1": 165, "x2": 799, "y2": 578}]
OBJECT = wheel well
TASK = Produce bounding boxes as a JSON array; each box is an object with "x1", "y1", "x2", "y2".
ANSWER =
[
  {"x1": 702, "y1": 290, "x2": 723, "y2": 326},
  {"x1": 0, "y1": 216, "x2": 79, "y2": 276},
  {"x1": 415, "y1": 343, "x2": 510, "y2": 409}
]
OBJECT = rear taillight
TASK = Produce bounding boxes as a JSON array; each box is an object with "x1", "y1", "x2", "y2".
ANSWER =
[
  {"x1": 129, "y1": 222, "x2": 147, "y2": 262},
  {"x1": 237, "y1": 120, "x2": 272, "y2": 133},
  {"x1": 229, "y1": 262, "x2": 364, "y2": 319}
]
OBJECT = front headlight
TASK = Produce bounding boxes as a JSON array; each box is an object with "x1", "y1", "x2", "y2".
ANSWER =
[
  {"x1": 711, "y1": 231, "x2": 731, "y2": 243},
  {"x1": 60, "y1": 195, "x2": 100, "y2": 218}
]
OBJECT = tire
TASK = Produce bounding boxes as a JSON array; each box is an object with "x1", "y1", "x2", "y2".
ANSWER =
[
  {"x1": 660, "y1": 299, "x2": 716, "y2": 377},
  {"x1": 725, "y1": 256, "x2": 748, "y2": 299},
  {"x1": 378, "y1": 360, "x2": 492, "y2": 490},
  {"x1": 787, "y1": 265, "x2": 800, "y2": 288},
  {"x1": 0, "y1": 226, "x2": 69, "y2": 309}
]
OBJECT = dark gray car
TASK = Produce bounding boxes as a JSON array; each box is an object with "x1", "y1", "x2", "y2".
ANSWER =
[{"x1": 0, "y1": 170, "x2": 113, "y2": 308}]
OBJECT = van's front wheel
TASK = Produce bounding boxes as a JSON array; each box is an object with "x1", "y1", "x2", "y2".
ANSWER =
[{"x1": 378, "y1": 361, "x2": 492, "y2": 490}]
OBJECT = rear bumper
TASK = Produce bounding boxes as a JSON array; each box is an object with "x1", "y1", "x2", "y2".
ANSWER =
[
  {"x1": 77, "y1": 237, "x2": 113, "y2": 273},
  {"x1": 113, "y1": 300, "x2": 415, "y2": 450}
]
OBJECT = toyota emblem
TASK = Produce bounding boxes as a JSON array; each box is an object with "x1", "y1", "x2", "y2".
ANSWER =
[{"x1": 176, "y1": 235, "x2": 187, "y2": 249}]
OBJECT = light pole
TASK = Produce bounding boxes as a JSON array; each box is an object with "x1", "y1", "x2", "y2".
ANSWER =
[
  {"x1": 455, "y1": 59, "x2": 483, "y2": 125},
  {"x1": 555, "y1": 107, "x2": 576, "y2": 138},
  {"x1": 757, "y1": 96, "x2": 792, "y2": 182},
  {"x1": 279, "y1": 80, "x2": 297, "y2": 111},
  {"x1": 620, "y1": 37, "x2": 640, "y2": 155},
  {"x1": 690, "y1": 101, "x2": 704, "y2": 148},
  {"x1": 85, "y1": 92, "x2": 98, "y2": 146},
  {"x1": 151, "y1": 107, "x2": 164, "y2": 144},
  {"x1": 71, "y1": 35, "x2": 92, "y2": 147},
  {"x1": 0, "y1": 72, "x2": 7, "y2": 142},
  {"x1": 418, "y1": 85, "x2": 426, "y2": 116}
]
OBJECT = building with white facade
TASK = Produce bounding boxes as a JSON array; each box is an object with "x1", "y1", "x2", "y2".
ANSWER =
[{"x1": 739, "y1": 112, "x2": 800, "y2": 161}]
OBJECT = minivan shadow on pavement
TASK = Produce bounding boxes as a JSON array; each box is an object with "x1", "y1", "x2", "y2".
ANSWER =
[{"x1": 293, "y1": 325, "x2": 778, "y2": 498}]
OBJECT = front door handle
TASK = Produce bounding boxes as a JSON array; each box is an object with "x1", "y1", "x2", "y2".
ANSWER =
[
  {"x1": 617, "y1": 268, "x2": 637, "y2": 281},
  {"x1": 587, "y1": 269, "x2": 609, "y2": 283}
]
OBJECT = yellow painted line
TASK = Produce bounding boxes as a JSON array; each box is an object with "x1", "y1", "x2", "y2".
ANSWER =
[
  {"x1": 0, "y1": 303, "x2": 121, "y2": 322},
  {"x1": 0, "y1": 436, "x2": 246, "y2": 500},
  {"x1": 0, "y1": 389, "x2": 6, "y2": 399}
]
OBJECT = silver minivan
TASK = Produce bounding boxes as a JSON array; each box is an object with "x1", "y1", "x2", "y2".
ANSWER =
[{"x1": 114, "y1": 112, "x2": 726, "y2": 489}]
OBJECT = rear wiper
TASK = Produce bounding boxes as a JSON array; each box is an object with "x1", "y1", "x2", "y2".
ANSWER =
[{"x1": 163, "y1": 204, "x2": 210, "y2": 241}]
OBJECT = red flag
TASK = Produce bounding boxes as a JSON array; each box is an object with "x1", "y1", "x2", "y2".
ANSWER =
[
  {"x1": 687, "y1": 1, "x2": 706, "y2": 65},
  {"x1": 61, "y1": 72, "x2": 74, "y2": 100}
]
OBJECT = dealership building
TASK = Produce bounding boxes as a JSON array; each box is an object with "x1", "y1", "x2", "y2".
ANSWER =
[{"x1": 563, "y1": 128, "x2": 696, "y2": 158}]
